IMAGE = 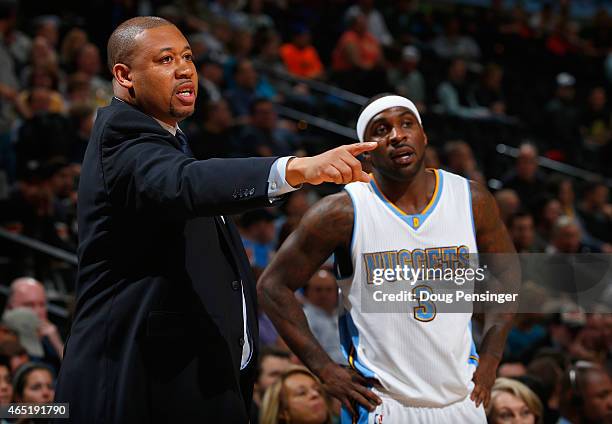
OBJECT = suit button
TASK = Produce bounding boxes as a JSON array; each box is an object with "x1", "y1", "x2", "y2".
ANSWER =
[
  {"x1": 231, "y1": 280, "x2": 240, "y2": 291},
  {"x1": 239, "y1": 337, "x2": 245, "y2": 346}
]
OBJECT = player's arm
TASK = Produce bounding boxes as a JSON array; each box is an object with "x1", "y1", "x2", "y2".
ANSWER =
[
  {"x1": 470, "y1": 180, "x2": 520, "y2": 408},
  {"x1": 258, "y1": 192, "x2": 381, "y2": 414}
]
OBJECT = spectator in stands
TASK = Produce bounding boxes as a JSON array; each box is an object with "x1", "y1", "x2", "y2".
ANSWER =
[
  {"x1": 501, "y1": 143, "x2": 546, "y2": 213},
  {"x1": 497, "y1": 362, "x2": 527, "y2": 378},
  {"x1": 385, "y1": 0, "x2": 418, "y2": 45},
  {"x1": 344, "y1": 0, "x2": 393, "y2": 47},
  {"x1": 12, "y1": 362, "x2": 54, "y2": 405},
  {"x1": 0, "y1": 340, "x2": 28, "y2": 373},
  {"x1": 185, "y1": 99, "x2": 239, "y2": 159},
  {"x1": 227, "y1": 28, "x2": 254, "y2": 65},
  {"x1": 331, "y1": 13, "x2": 386, "y2": 96},
  {"x1": 303, "y1": 269, "x2": 344, "y2": 365},
  {"x1": 74, "y1": 43, "x2": 112, "y2": 106},
  {"x1": 557, "y1": 361, "x2": 612, "y2": 424},
  {"x1": 437, "y1": 59, "x2": 490, "y2": 119},
  {"x1": 260, "y1": 366, "x2": 332, "y2": 424},
  {"x1": 486, "y1": 377, "x2": 543, "y2": 424},
  {"x1": 545, "y1": 19, "x2": 583, "y2": 58},
  {"x1": 0, "y1": 164, "x2": 55, "y2": 240},
  {"x1": 14, "y1": 86, "x2": 74, "y2": 177},
  {"x1": 495, "y1": 189, "x2": 521, "y2": 226},
  {"x1": 60, "y1": 28, "x2": 88, "y2": 71},
  {"x1": 280, "y1": 26, "x2": 324, "y2": 80},
  {"x1": 431, "y1": 17, "x2": 481, "y2": 61},
  {"x1": 68, "y1": 102, "x2": 94, "y2": 163},
  {"x1": 0, "y1": 0, "x2": 30, "y2": 71},
  {"x1": 545, "y1": 73, "x2": 582, "y2": 162},
  {"x1": 200, "y1": 18, "x2": 232, "y2": 63},
  {"x1": 534, "y1": 196, "x2": 562, "y2": 247},
  {"x1": 2, "y1": 306, "x2": 44, "y2": 366},
  {"x1": 275, "y1": 189, "x2": 312, "y2": 247},
  {"x1": 547, "y1": 216, "x2": 600, "y2": 254},
  {"x1": 471, "y1": 63, "x2": 506, "y2": 116},
  {"x1": 225, "y1": 59, "x2": 275, "y2": 121},
  {"x1": 240, "y1": 98, "x2": 300, "y2": 157},
  {"x1": 240, "y1": 209, "x2": 276, "y2": 270},
  {"x1": 7, "y1": 278, "x2": 63, "y2": 364},
  {"x1": 581, "y1": 87, "x2": 611, "y2": 153},
  {"x1": 424, "y1": 146, "x2": 441, "y2": 169},
  {"x1": 577, "y1": 182, "x2": 612, "y2": 244},
  {"x1": 527, "y1": 355, "x2": 563, "y2": 423},
  {"x1": 238, "y1": 0, "x2": 275, "y2": 32},
  {"x1": 32, "y1": 16, "x2": 59, "y2": 49},
  {"x1": 0, "y1": 355, "x2": 12, "y2": 405},
  {"x1": 529, "y1": 2, "x2": 555, "y2": 38},
  {"x1": 508, "y1": 211, "x2": 542, "y2": 253},
  {"x1": 253, "y1": 29, "x2": 286, "y2": 76},
  {"x1": 388, "y1": 46, "x2": 426, "y2": 112},
  {"x1": 251, "y1": 347, "x2": 292, "y2": 423},
  {"x1": 550, "y1": 177, "x2": 577, "y2": 219},
  {"x1": 195, "y1": 53, "x2": 224, "y2": 103},
  {"x1": 442, "y1": 139, "x2": 485, "y2": 184},
  {"x1": 19, "y1": 36, "x2": 61, "y2": 90},
  {"x1": 505, "y1": 314, "x2": 548, "y2": 364}
]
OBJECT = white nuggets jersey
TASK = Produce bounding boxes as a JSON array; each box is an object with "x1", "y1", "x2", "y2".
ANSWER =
[{"x1": 337, "y1": 169, "x2": 479, "y2": 408}]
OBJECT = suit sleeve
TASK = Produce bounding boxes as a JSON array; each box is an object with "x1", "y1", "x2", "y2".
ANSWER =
[{"x1": 100, "y1": 109, "x2": 280, "y2": 219}]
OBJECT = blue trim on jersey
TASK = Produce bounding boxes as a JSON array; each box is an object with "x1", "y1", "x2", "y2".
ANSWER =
[
  {"x1": 466, "y1": 179, "x2": 477, "y2": 241},
  {"x1": 340, "y1": 404, "x2": 369, "y2": 424},
  {"x1": 340, "y1": 399, "x2": 370, "y2": 423},
  {"x1": 468, "y1": 320, "x2": 480, "y2": 365},
  {"x1": 344, "y1": 187, "x2": 358, "y2": 253},
  {"x1": 369, "y1": 169, "x2": 444, "y2": 231},
  {"x1": 339, "y1": 313, "x2": 376, "y2": 378},
  {"x1": 340, "y1": 405, "x2": 366, "y2": 424}
]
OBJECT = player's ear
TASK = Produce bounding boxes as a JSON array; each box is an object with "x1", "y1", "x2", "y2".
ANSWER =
[{"x1": 423, "y1": 132, "x2": 428, "y2": 147}]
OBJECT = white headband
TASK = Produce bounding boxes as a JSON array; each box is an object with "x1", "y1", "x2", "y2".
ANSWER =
[{"x1": 356, "y1": 95, "x2": 422, "y2": 142}]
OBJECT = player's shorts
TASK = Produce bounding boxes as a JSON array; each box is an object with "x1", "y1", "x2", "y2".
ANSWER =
[{"x1": 340, "y1": 389, "x2": 487, "y2": 424}]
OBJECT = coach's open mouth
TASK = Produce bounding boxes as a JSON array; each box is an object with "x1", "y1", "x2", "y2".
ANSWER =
[{"x1": 174, "y1": 82, "x2": 195, "y2": 105}]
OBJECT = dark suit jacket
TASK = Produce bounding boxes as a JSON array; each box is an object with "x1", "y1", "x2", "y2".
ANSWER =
[{"x1": 54, "y1": 98, "x2": 279, "y2": 423}]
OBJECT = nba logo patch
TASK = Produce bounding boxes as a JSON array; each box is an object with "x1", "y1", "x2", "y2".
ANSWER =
[
  {"x1": 374, "y1": 413, "x2": 384, "y2": 423},
  {"x1": 412, "y1": 217, "x2": 420, "y2": 228}
]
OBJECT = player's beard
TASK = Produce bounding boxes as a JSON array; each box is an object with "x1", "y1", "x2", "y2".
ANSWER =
[{"x1": 373, "y1": 152, "x2": 426, "y2": 182}]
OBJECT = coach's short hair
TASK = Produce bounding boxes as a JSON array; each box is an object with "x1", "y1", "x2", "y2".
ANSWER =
[{"x1": 107, "y1": 16, "x2": 172, "y2": 73}]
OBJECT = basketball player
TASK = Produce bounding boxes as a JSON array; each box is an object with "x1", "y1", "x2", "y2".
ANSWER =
[{"x1": 258, "y1": 94, "x2": 518, "y2": 423}]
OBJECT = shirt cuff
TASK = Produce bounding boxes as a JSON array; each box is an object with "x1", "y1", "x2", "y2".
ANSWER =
[{"x1": 268, "y1": 156, "x2": 301, "y2": 202}]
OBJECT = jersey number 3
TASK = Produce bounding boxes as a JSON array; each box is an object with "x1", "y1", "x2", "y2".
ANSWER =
[{"x1": 412, "y1": 285, "x2": 436, "y2": 322}]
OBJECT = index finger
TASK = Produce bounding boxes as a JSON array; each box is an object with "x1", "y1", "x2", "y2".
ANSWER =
[{"x1": 343, "y1": 142, "x2": 378, "y2": 156}]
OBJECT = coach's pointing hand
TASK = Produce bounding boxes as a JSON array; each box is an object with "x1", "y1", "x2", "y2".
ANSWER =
[{"x1": 285, "y1": 142, "x2": 378, "y2": 186}]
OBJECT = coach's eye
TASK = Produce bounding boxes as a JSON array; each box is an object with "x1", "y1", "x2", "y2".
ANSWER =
[
  {"x1": 161, "y1": 56, "x2": 173, "y2": 63},
  {"x1": 184, "y1": 53, "x2": 193, "y2": 61}
]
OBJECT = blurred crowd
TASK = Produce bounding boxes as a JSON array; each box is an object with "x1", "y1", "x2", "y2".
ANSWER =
[{"x1": 0, "y1": 0, "x2": 611, "y2": 423}]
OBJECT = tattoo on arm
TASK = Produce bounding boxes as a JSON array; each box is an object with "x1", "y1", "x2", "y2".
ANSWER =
[
  {"x1": 258, "y1": 192, "x2": 353, "y2": 374},
  {"x1": 470, "y1": 181, "x2": 519, "y2": 360}
]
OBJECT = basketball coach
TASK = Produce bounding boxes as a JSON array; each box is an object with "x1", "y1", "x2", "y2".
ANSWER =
[{"x1": 53, "y1": 16, "x2": 376, "y2": 424}]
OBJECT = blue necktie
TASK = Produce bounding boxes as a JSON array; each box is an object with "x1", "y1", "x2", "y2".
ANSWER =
[{"x1": 176, "y1": 130, "x2": 193, "y2": 157}]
